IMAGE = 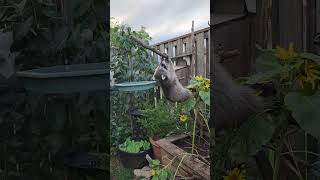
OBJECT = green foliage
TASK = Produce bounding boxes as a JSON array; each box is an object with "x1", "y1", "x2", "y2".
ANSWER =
[
  {"x1": 110, "y1": 157, "x2": 134, "y2": 180},
  {"x1": 110, "y1": 18, "x2": 156, "y2": 82},
  {"x1": 256, "y1": 51, "x2": 281, "y2": 73},
  {"x1": 245, "y1": 46, "x2": 320, "y2": 138},
  {"x1": 285, "y1": 92, "x2": 320, "y2": 138},
  {"x1": 215, "y1": 44, "x2": 320, "y2": 178},
  {"x1": 230, "y1": 113, "x2": 275, "y2": 161},
  {"x1": 186, "y1": 76, "x2": 210, "y2": 106},
  {"x1": 1, "y1": 0, "x2": 108, "y2": 68},
  {"x1": 119, "y1": 138, "x2": 150, "y2": 153},
  {"x1": 139, "y1": 100, "x2": 188, "y2": 138},
  {"x1": 110, "y1": 18, "x2": 157, "y2": 154},
  {"x1": 199, "y1": 90, "x2": 210, "y2": 105},
  {"x1": 0, "y1": 0, "x2": 108, "y2": 178},
  {"x1": 147, "y1": 158, "x2": 172, "y2": 180},
  {"x1": 139, "y1": 101, "x2": 186, "y2": 138}
]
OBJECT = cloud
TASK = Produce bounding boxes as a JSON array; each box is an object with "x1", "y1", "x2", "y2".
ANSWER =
[{"x1": 111, "y1": 0, "x2": 209, "y2": 44}]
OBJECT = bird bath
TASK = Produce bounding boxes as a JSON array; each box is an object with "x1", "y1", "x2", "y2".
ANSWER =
[
  {"x1": 16, "y1": 62, "x2": 108, "y2": 94},
  {"x1": 15, "y1": 62, "x2": 108, "y2": 173},
  {"x1": 114, "y1": 81, "x2": 157, "y2": 92}
]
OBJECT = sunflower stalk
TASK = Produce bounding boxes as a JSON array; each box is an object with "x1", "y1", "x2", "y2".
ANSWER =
[{"x1": 192, "y1": 108, "x2": 198, "y2": 155}]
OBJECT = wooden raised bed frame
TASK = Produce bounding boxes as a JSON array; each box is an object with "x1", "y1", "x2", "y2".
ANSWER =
[{"x1": 156, "y1": 134, "x2": 210, "y2": 180}]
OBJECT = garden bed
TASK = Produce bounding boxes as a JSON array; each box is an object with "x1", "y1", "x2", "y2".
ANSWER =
[{"x1": 156, "y1": 134, "x2": 210, "y2": 180}]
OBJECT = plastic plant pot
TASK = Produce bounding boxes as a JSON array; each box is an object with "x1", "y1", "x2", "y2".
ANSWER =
[{"x1": 118, "y1": 148, "x2": 151, "y2": 169}]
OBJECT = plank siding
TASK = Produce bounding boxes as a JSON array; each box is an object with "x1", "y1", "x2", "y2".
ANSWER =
[{"x1": 152, "y1": 28, "x2": 210, "y2": 85}]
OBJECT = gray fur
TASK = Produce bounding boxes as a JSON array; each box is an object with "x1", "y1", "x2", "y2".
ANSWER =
[
  {"x1": 152, "y1": 58, "x2": 193, "y2": 102},
  {"x1": 213, "y1": 62, "x2": 263, "y2": 130},
  {"x1": 152, "y1": 57, "x2": 262, "y2": 130}
]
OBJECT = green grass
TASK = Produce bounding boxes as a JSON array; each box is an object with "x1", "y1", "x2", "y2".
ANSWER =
[{"x1": 110, "y1": 157, "x2": 134, "y2": 180}]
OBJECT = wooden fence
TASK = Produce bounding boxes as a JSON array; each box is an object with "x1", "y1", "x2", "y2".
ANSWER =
[{"x1": 151, "y1": 27, "x2": 210, "y2": 86}]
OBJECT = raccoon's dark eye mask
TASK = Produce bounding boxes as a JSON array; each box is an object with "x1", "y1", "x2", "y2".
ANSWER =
[{"x1": 160, "y1": 62, "x2": 167, "y2": 70}]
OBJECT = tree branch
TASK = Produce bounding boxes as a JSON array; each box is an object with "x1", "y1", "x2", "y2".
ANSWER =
[{"x1": 130, "y1": 36, "x2": 169, "y2": 59}]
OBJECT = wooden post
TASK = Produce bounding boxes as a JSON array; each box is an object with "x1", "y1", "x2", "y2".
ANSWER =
[
  {"x1": 302, "y1": 0, "x2": 307, "y2": 52},
  {"x1": 266, "y1": 0, "x2": 273, "y2": 49},
  {"x1": 191, "y1": 21, "x2": 196, "y2": 78}
]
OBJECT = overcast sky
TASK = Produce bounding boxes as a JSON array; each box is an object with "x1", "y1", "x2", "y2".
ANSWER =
[{"x1": 110, "y1": 0, "x2": 210, "y2": 45}]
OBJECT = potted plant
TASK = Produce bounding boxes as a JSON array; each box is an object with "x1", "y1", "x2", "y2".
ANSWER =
[
  {"x1": 139, "y1": 100, "x2": 188, "y2": 161},
  {"x1": 118, "y1": 137, "x2": 151, "y2": 169}
]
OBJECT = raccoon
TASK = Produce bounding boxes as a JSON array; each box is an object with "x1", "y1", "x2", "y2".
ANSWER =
[
  {"x1": 152, "y1": 57, "x2": 193, "y2": 102},
  {"x1": 212, "y1": 61, "x2": 263, "y2": 130},
  {"x1": 152, "y1": 56, "x2": 262, "y2": 130}
]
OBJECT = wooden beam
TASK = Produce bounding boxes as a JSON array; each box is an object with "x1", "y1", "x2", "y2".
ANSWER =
[
  {"x1": 170, "y1": 53, "x2": 192, "y2": 59},
  {"x1": 130, "y1": 36, "x2": 169, "y2": 59}
]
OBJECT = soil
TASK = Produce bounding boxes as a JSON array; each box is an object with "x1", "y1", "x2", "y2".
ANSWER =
[{"x1": 173, "y1": 135, "x2": 210, "y2": 164}]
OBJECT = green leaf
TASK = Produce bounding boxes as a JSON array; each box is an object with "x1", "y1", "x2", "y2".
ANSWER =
[
  {"x1": 231, "y1": 114, "x2": 274, "y2": 161},
  {"x1": 182, "y1": 97, "x2": 196, "y2": 111},
  {"x1": 285, "y1": 92, "x2": 320, "y2": 138},
  {"x1": 199, "y1": 90, "x2": 210, "y2": 105},
  {"x1": 244, "y1": 70, "x2": 279, "y2": 85},
  {"x1": 119, "y1": 138, "x2": 150, "y2": 153},
  {"x1": 256, "y1": 52, "x2": 281, "y2": 73},
  {"x1": 300, "y1": 53, "x2": 320, "y2": 65}
]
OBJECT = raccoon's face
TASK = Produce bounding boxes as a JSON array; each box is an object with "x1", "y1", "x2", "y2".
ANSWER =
[{"x1": 152, "y1": 57, "x2": 174, "y2": 82}]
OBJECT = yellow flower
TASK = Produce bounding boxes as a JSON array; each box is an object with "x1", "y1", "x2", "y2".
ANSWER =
[
  {"x1": 297, "y1": 75, "x2": 307, "y2": 89},
  {"x1": 303, "y1": 61, "x2": 320, "y2": 89},
  {"x1": 275, "y1": 43, "x2": 295, "y2": 61},
  {"x1": 151, "y1": 169, "x2": 156, "y2": 176},
  {"x1": 224, "y1": 168, "x2": 245, "y2": 180},
  {"x1": 201, "y1": 81, "x2": 210, "y2": 91},
  {"x1": 195, "y1": 75, "x2": 204, "y2": 81},
  {"x1": 179, "y1": 114, "x2": 188, "y2": 122}
]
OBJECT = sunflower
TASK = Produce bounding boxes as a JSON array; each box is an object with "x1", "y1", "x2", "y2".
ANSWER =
[
  {"x1": 298, "y1": 61, "x2": 320, "y2": 89},
  {"x1": 202, "y1": 80, "x2": 210, "y2": 91},
  {"x1": 151, "y1": 169, "x2": 156, "y2": 176},
  {"x1": 275, "y1": 43, "x2": 295, "y2": 61},
  {"x1": 179, "y1": 114, "x2": 188, "y2": 123},
  {"x1": 296, "y1": 75, "x2": 307, "y2": 89},
  {"x1": 224, "y1": 168, "x2": 245, "y2": 180},
  {"x1": 194, "y1": 75, "x2": 204, "y2": 81}
]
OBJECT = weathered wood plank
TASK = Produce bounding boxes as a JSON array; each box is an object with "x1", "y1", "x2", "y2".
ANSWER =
[
  {"x1": 278, "y1": 0, "x2": 303, "y2": 52},
  {"x1": 157, "y1": 138, "x2": 210, "y2": 180},
  {"x1": 317, "y1": 1, "x2": 320, "y2": 33},
  {"x1": 151, "y1": 27, "x2": 209, "y2": 82},
  {"x1": 212, "y1": 18, "x2": 252, "y2": 77},
  {"x1": 177, "y1": 39, "x2": 183, "y2": 56},
  {"x1": 196, "y1": 32, "x2": 205, "y2": 76}
]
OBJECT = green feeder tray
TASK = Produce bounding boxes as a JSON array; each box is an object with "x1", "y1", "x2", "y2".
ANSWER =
[
  {"x1": 16, "y1": 62, "x2": 108, "y2": 94},
  {"x1": 114, "y1": 81, "x2": 157, "y2": 92}
]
